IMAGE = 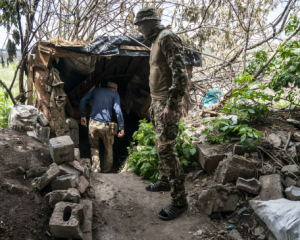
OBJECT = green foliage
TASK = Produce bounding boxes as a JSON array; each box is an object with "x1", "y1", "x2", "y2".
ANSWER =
[
  {"x1": 126, "y1": 119, "x2": 198, "y2": 182},
  {"x1": 6, "y1": 39, "x2": 16, "y2": 63},
  {"x1": 202, "y1": 118, "x2": 261, "y2": 149},
  {"x1": 1, "y1": 56, "x2": 5, "y2": 68},
  {"x1": 285, "y1": 14, "x2": 300, "y2": 36},
  {"x1": 12, "y1": 29, "x2": 20, "y2": 45},
  {"x1": 0, "y1": 89, "x2": 12, "y2": 129}
]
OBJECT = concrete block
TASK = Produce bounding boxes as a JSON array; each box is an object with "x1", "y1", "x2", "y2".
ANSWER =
[
  {"x1": 236, "y1": 177, "x2": 261, "y2": 195},
  {"x1": 228, "y1": 229, "x2": 243, "y2": 240},
  {"x1": 198, "y1": 184, "x2": 239, "y2": 215},
  {"x1": 49, "y1": 202, "x2": 84, "y2": 239},
  {"x1": 9, "y1": 184, "x2": 28, "y2": 194},
  {"x1": 45, "y1": 188, "x2": 81, "y2": 208},
  {"x1": 78, "y1": 176, "x2": 89, "y2": 194},
  {"x1": 37, "y1": 113, "x2": 49, "y2": 126},
  {"x1": 51, "y1": 173, "x2": 79, "y2": 191},
  {"x1": 36, "y1": 163, "x2": 60, "y2": 191},
  {"x1": 59, "y1": 163, "x2": 83, "y2": 176},
  {"x1": 214, "y1": 155, "x2": 256, "y2": 184},
  {"x1": 49, "y1": 136, "x2": 74, "y2": 164},
  {"x1": 197, "y1": 143, "x2": 227, "y2": 172},
  {"x1": 285, "y1": 177, "x2": 296, "y2": 188},
  {"x1": 285, "y1": 185, "x2": 300, "y2": 201},
  {"x1": 281, "y1": 164, "x2": 300, "y2": 177},
  {"x1": 35, "y1": 123, "x2": 50, "y2": 141},
  {"x1": 26, "y1": 166, "x2": 47, "y2": 178},
  {"x1": 74, "y1": 148, "x2": 80, "y2": 160},
  {"x1": 80, "y1": 199, "x2": 93, "y2": 233},
  {"x1": 259, "y1": 174, "x2": 284, "y2": 201}
]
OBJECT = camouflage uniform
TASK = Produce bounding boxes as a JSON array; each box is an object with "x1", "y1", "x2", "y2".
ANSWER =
[
  {"x1": 89, "y1": 118, "x2": 115, "y2": 173},
  {"x1": 137, "y1": 8, "x2": 189, "y2": 207}
]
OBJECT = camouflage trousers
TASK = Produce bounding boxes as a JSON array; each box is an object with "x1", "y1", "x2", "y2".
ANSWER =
[
  {"x1": 89, "y1": 119, "x2": 114, "y2": 173},
  {"x1": 150, "y1": 99, "x2": 188, "y2": 206}
]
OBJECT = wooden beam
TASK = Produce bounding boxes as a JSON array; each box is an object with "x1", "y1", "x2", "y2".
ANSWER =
[
  {"x1": 27, "y1": 54, "x2": 34, "y2": 105},
  {"x1": 41, "y1": 45, "x2": 91, "y2": 58},
  {"x1": 120, "y1": 45, "x2": 150, "y2": 51}
]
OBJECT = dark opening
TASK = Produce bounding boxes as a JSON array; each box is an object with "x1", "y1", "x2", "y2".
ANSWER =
[
  {"x1": 63, "y1": 56, "x2": 150, "y2": 172},
  {"x1": 63, "y1": 206, "x2": 72, "y2": 221}
]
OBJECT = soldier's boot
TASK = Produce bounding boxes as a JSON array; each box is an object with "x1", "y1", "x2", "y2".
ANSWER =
[{"x1": 91, "y1": 148, "x2": 101, "y2": 173}]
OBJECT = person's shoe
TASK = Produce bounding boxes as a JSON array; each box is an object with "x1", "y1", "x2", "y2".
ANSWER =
[
  {"x1": 158, "y1": 204, "x2": 188, "y2": 221},
  {"x1": 145, "y1": 181, "x2": 171, "y2": 192}
]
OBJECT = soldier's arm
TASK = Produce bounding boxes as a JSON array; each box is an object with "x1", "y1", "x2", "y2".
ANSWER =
[
  {"x1": 79, "y1": 89, "x2": 94, "y2": 117},
  {"x1": 113, "y1": 94, "x2": 125, "y2": 131},
  {"x1": 159, "y1": 33, "x2": 188, "y2": 111}
]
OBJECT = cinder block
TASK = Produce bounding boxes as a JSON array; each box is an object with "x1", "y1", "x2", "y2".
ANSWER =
[
  {"x1": 49, "y1": 202, "x2": 84, "y2": 239},
  {"x1": 45, "y1": 188, "x2": 81, "y2": 208},
  {"x1": 80, "y1": 199, "x2": 93, "y2": 233},
  {"x1": 36, "y1": 163, "x2": 60, "y2": 190},
  {"x1": 49, "y1": 136, "x2": 74, "y2": 164},
  {"x1": 236, "y1": 177, "x2": 261, "y2": 195},
  {"x1": 51, "y1": 173, "x2": 79, "y2": 191},
  {"x1": 214, "y1": 155, "x2": 256, "y2": 184},
  {"x1": 197, "y1": 143, "x2": 227, "y2": 172}
]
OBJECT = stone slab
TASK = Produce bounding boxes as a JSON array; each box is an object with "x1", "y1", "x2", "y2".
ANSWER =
[
  {"x1": 259, "y1": 174, "x2": 284, "y2": 201},
  {"x1": 59, "y1": 163, "x2": 82, "y2": 176},
  {"x1": 26, "y1": 166, "x2": 47, "y2": 178},
  {"x1": 37, "y1": 113, "x2": 49, "y2": 126},
  {"x1": 74, "y1": 148, "x2": 80, "y2": 161},
  {"x1": 281, "y1": 164, "x2": 300, "y2": 177},
  {"x1": 49, "y1": 136, "x2": 74, "y2": 164}
]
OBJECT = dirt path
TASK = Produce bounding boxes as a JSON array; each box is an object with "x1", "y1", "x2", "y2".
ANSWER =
[{"x1": 90, "y1": 171, "x2": 217, "y2": 240}]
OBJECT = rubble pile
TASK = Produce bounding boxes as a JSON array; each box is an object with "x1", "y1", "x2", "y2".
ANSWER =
[
  {"x1": 188, "y1": 128, "x2": 300, "y2": 239},
  {"x1": 27, "y1": 135, "x2": 93, "y2": 240}
]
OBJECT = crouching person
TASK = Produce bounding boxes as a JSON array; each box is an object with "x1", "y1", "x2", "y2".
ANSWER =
[{"x1": 80, "y1": 82, "x2": 125, "y2": 173}]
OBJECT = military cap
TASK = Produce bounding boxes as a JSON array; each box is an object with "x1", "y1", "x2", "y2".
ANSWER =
[
  {"x1": 107, "y1": 82, "x2": 118, "y2": 92},
  {"x1": 134, "y1": 7, "x2": 161, "y2": 25}
]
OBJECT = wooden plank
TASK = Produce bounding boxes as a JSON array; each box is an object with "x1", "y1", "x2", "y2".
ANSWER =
[
  {"x1": 44, "y1": 46, "x2": 93, "y2": 58},
  {"x1": 27, "y1": 54, "x2": 34, "y2": 105},
  {"x1": 33, "y1": 45, "x2": 52, "y2": 69},
  {"x1": 120, "y1": 45, "x2": 150, "y2": 51}
]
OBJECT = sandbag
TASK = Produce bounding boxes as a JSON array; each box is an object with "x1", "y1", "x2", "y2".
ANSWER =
[
  {"x1": 250, "y1": 199, "x2": 300, "y2": 240},
  {"x1": 8, "y1": 105, "x2": 39, "y2": 131}
]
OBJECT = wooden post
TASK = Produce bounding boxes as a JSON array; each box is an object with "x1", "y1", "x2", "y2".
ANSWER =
[
  {"x1": 27, "y1": 54, "x2": 34, "y2": 105},
  {"x1": 183, "y1": 65, "x2": 193, "y2": 116}
]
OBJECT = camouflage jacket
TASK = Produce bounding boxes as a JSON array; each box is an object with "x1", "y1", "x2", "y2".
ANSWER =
[{"x1": 146, "y1": 25, "x2": 188, "y2": 111}]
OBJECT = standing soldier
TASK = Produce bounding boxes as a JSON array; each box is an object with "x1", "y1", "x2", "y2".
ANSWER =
[{"x1": 134, "y1": 7, "x2": 188, "y2": 220}]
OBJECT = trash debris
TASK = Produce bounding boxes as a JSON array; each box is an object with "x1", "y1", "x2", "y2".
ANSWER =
[
  {"x1": 227, "y1": 224, "x2": 236, "y2": 230},
  {"x1": 250, "y1": 199, "x2": 300, "y2": 240},
  {"x1": 202, "y1": 89, "x2": 222, "y2": 108}
]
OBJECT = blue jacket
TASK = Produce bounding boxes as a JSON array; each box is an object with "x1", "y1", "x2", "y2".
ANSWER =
[{"x1": 79, "y1": 87, "x2": 124, "y2": 130}]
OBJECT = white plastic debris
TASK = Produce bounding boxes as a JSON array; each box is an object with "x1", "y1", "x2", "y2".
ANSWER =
[
  {"x1": 224, "y1": 115, "x2": 238, "y2": 124},
  {"x1": 250, "y1": 199, "x2": 300, "y2": 240}
]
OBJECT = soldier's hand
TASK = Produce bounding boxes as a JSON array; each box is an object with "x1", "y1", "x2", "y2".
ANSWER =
[
  {"x1": 159, "y1": 108, "x2": 175, "y2": 124},
  {"x1": 118, "y1": 130, "x2": 125, "y2": 138},
  {"x1": 81, "y1": 117, "x2": 87, "y2": 127}
]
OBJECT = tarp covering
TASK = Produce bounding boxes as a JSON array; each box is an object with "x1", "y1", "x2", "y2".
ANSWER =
[{"x1": 57, "y1": 35, "x2": 202, "y2": 67}]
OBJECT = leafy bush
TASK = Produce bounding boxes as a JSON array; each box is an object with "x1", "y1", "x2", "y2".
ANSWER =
[
  {"x1": 0, "y1": 91, "x2": 12, "y2": 129},
  {"x1": 202, "y1": 118, "x2": 261, "y2": 149},
  {"x1": 126, "y1": 119, "x2": 198, "y2": 182}
]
